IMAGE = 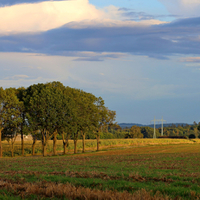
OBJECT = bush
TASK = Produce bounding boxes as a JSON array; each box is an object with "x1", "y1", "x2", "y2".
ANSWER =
[
  {"x1": 189, "y1": 134, "x2": 196, "y2": 139},
  {"x1": 100, "y1": 132, "x2": 114, "y2": 139}
]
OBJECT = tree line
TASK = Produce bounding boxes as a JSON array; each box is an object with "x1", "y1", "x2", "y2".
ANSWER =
[
  {"x1": 108, "y1": 122, "x2": 200, "y2": 139},
  {"x1": 0, "y1": 82, "x2": 116, "y2": 157}
]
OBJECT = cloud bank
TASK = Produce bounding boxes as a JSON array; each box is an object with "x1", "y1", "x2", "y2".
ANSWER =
[
  {"x1": 0, "y1": 17, "x2": 200, "y2": 60},
  {"x1": 0, "y1": 0, "x2": 165, "y2": 34},
  {"x1": 0, "y1": 0, "x2": 104, "y2": 33},
  {"x1": 0, "y1": 0, "x2": 200, "y2": 60}
]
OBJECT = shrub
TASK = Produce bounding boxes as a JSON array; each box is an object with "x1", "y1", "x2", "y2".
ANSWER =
[{"x1": 189, "y1": 134, "x2": 196, "y2": 139}]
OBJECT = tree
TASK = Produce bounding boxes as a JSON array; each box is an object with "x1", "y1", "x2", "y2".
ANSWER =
[
  {"x1": 94, "y1": 98, "x2": 116, "y2": 151},
  {"x1": 61, "y1": 87, "x2": 77, "y2": 155},
  {"x1": 45, "y1": 82, "x2": 74, "y2": 156},
  {"x1": 24, "y1": 83, "x2": 65, "y2": 156},
  {"x1": 193, "y1": 127, "x2": 199, "y2": 138},
  {"x1": 31, "y1": 130, "x2": 41, "y2": 156},
  {"x1": 78, "y1": 92, "x2": 99, "y2": 153},
  {"x1": 125, "y1": 125, "x2": 143, "y2": 138},
  {"x1": 0, "y1": 88, "x2": 23, "y2": 157},
  {"x1": 17, "y1": 87, "x2": 28, "y2": 156},
  {"x1": 0, "y1": 87, "x2": 4, "y2": 157},
  {"x1": 141, "y1": 127, "x2": 159, "y2": 138}
]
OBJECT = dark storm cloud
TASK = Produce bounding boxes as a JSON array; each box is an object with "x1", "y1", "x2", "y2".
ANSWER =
[
  {"x1": 1, "y1": 17, "x2": 200, "y2": 60},
  {"x1": 0, "y1": 0, "x2": 63, "y2": 7}
]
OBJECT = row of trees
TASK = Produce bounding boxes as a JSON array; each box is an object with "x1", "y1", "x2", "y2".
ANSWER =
[
  {"x1": 0, "y1": 82, "x2": 116, "y2": 157},
  {"x1": 108, "y1": 123, "x2": 200, "y2": 139},
  {"x1": 160, "y1": 122, "x2": 200, "y2": 138}
]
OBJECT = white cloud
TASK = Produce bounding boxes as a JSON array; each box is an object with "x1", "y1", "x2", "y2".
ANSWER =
[
  {"x1": 159, "y1": 0, "x2": 200, "y2": 17},
  {"x1": 0, "y1": 0, "x2": 103, "y2": 33},
  {"x1": 0, "y1": 0, "x2": 166, "y2": 34},
  {"x1": 65, "y1": 18, "x2": 165, "y2": 29}
]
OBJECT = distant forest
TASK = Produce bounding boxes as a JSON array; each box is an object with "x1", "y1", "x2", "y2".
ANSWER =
[{"x1": 102, "y1": 122, "x2": 200, "y2": 139}]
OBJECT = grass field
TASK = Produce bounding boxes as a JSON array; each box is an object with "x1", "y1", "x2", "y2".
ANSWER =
[
  {"x1": 0, "y1": 140, "x2": 200, "y2": 199},
  {"x1": 2, "y1": 138, "x2": 200, "y2": 157}
]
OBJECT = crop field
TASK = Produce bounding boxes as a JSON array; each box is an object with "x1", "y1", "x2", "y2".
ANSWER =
[
  {"x1": 2, "y1": 138, "x2": 200, "y2": 157},
  {"x1": 0, "y1": 141, "x2": 200, "y2": 199}
]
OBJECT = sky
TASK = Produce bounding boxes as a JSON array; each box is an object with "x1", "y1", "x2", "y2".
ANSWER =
[{"x1": 1, "y1": 0, "x2": 200, "y2": 124}]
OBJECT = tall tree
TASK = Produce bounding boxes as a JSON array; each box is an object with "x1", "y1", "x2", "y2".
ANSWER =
[
  {"x1": 78, "y1": 92, "x2": 99, "y2": 153},
  {"x1": 94, "y1": 97, "x2": 116, "y2": 151},
  {"x1": 17, "y1": 87, "x2": 27, "y2": 156},
  {"x1": 0, "y1": 88, "x2": 23, "y2": 157},
  {"x1": 24, "y1": 82, "x2": 76, "y2": 156},
  {"x1": 0, "y1": 87, "x2": 4, "y2": 157},
  {"x1": 24, "y1": 83, "x2": 60, "y2": 156}
]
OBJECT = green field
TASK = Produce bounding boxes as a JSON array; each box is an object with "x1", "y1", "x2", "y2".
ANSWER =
[{"x1": 0, "y1": 140, "x2": 200, "y2": 199}]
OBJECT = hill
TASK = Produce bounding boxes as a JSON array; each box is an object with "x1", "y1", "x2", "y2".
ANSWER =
[{"x1": 118, "y1": 123, "x2": 190, "y2": 129}]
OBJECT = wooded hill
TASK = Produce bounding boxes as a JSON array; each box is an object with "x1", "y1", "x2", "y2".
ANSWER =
[{"x1": 118, "y1": 123, "x2": 190, "y2": 129}]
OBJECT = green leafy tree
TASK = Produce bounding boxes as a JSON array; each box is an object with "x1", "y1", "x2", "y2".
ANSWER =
[
  {"x1": 58, "y1": 86, "x2": 76, "y2": 155},
  {"x1": 125, "y1": 125, "x2": 143, "y2": 138},
  {"x1": 16, "y1": 87, "x2": 28, "y2": 156},
  {"x1": 0, "y1": 88, "x2": 23, "y2": 157},
  {"x1": 46, "y1": 82, "x2": 75, "y2": 156},
  {"x1": 94, "y1": 98, "x2": 116, "y2": 151},
  {"x1": 141, "y1": 127, "x2": 159, "y2": 138},
  {"x1": 24, "y1": 83, "x2": 66, "y2": 156},
  {"x1": 79, "y1": 92, "x2": 99, "y2": 153}
]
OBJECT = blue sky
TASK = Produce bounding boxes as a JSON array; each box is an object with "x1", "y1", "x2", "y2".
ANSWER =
[{"x1": 1, "y1": 0, "x2": 200, "y2": 124}]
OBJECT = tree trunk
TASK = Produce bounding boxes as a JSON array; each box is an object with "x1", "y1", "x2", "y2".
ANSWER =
[
  {"x1": 21, "y1": 114, "x2": 25, "y2": 156},
  {"x1": 42, "y1": 134, "x2": 47, "y2": 157},
  {"x1": 0, "y1": 129, "x2": 2, "y2": 158},
  {"x1": 62, "y1": 133, "x2": 69, "y2": 155},
  {"x1": 82, "y1": 133, "x2": 85, "y2": 153},
  {"x1": 21, "y1": 132, "x2": 24, "y2": 156},
  {"x1": 97, "y1": 134, "x2": 100, "y2": 151},
  {"x1": 53, "y1": 133, "x2": 57, "y2": 156},
  {"x1": 63, "y1": 141, "x2": 68, "y2": 155},
  {"x1": 32, "y1": 136, "x2": 37, "y2": 156},
  {"x1": 43, "y1": 143, "x2": 47, "y2": 157},
  {"x1": 11, "y1": 142, "x2": 14, "y2": 157},
  {"x1": 74, "y1": 139, "x2": 78, "y2": 154}
]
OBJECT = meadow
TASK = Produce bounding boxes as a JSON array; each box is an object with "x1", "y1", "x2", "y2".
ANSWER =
[{"x1": 0, "y1": 139, "x2": 200, "y2": 199}]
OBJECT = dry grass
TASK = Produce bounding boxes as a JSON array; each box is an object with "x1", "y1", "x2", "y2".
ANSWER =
[
  {"x1": 2, "y1": 138, "x2": 199, "y2": 156},
  {"x1": 0, "y1": 179, "x2": 172, "y2": 200}
]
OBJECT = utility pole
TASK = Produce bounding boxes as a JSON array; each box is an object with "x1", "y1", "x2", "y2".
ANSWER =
[
  {"x1": 151, "y1": 117, "x2": 166, "y2": 138},
  {"x1": 151, "y1": 117, "x2": 160, "y2": 138},
  {"x1": 160, "y1": 116, "x2": 166, "y2": 136}
]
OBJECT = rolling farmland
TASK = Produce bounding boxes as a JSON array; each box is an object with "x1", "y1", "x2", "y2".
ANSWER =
[{"x1": 0, "y1": 140, "x2": 200, "y2": 199}]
